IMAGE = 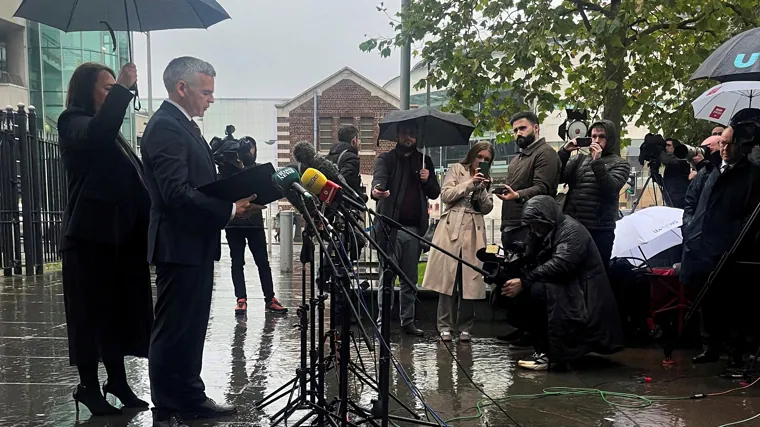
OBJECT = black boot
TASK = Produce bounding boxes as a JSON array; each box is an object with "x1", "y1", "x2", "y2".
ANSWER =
[{"x1": 73, "y1": 384, "x2": 122, "y2": 416}]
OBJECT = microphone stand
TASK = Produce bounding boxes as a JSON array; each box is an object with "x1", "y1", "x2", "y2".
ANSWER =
[
  {"x1": 339, "y1": 206, "x2": 446, "y2": 427},
  {"x1": 299, "y1": 200, "x2": 380, "y2": 427}
]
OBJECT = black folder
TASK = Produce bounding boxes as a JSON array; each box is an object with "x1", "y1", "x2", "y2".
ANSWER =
[{"x1": 197, "y1": 162, "x2": 283, "y2": 205}]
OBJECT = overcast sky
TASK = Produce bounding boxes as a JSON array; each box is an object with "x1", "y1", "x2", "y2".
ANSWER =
[{"x1": 131, "y1": 0, "x2": 403, "y2": 100}]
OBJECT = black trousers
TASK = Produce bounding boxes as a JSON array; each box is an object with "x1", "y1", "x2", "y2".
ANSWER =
[
  {"x1": 589, "y1": 229, "x2": 615, "y2": 270},
  {"x1": 225, "y1": 228, "x2": 275, "y2": 303},
  {"x1": 149, "y1": 258, "x2": 214, "y2": 411}
]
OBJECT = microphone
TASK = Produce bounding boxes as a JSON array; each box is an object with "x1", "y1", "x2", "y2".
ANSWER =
[
  {"x1": 272, "y1": 167, "x2": 313, "y2": 200},
  {"x1": 301, "y1": 168, "x2": 366, "y2": 212},
  {"x1": 292, "y1": 141, "x2": 366, "y2": 204}
]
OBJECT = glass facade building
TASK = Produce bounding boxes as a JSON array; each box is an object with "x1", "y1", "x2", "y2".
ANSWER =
[{"x1": 26, "y1": 22, "x2": 135, "y2": 144}]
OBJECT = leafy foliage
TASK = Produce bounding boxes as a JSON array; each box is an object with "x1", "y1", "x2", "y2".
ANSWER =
[{"x1": 360, "y1": 0, "x2": 760, "y2": 145}]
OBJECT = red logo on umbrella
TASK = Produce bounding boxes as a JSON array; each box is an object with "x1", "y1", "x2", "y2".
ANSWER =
[
  {"x1": 707, "y1": 86, "x2": 722, "y2": 96},
  {"x1": 709, "y1": 106, "x2": 726, "y2": 119}
]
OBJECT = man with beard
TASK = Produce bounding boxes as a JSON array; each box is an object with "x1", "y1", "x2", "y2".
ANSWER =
[
  {"x1": 495, "y1": 111, "x2": 561, "y2": 345},
  {"x1": 372, "y1": 120, "x2": 441, "y2": 336}
]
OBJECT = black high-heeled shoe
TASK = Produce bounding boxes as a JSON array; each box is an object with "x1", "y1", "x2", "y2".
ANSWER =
[
  {"x1": 72, "y1": 384, "x2": 122, "y2": 416},
  {"x1": 102, "y1": 379, "x2": 149, "y2": 409}
]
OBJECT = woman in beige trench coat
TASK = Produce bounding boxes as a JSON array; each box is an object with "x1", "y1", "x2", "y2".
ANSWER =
[{"x1": 422, "y1": 142, "x2": 494, "y2": 343}]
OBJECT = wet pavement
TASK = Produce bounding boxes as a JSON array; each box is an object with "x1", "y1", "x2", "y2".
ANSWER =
[{"x1": 2, "y1": 246, "x2": 760, "y2": 427}]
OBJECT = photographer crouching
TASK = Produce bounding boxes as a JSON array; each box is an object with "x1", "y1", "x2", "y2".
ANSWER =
[
  {"x1": 499, "y1": 196, "x2": 623, "y2": 371},
  {"x1": 211, "y1": 126, "x2": 288, "y2": 315}
]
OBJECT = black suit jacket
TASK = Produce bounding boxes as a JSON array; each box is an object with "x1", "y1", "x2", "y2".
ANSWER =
[
  {"x1": 140, "y1": 101, "x2": 231, "y2": 266},
  {"x1": 58, "y1": 84, "x2": 150, "y2": 251}
]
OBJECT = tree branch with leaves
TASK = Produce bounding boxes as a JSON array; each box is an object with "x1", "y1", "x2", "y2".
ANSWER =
[{"x1": 360, "y1": 0, "x2": 758, "y2": 145}]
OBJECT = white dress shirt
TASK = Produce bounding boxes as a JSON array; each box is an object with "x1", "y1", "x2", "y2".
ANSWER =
[{"x1": 164, "y1": 98, "x2": 235, "y2": 221}]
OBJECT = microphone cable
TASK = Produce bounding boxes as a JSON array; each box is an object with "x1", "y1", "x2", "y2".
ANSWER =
[{"x1": 370, "y1": 213, "x2": 523, "y2": 427}]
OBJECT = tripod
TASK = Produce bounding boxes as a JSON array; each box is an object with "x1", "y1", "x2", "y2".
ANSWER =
[
  {"x1": 663, "y1": 198, "x2": 760, "y2": 366},
  {"x1": 631, "y1": 162, "x2": 673, "y2": 213}
]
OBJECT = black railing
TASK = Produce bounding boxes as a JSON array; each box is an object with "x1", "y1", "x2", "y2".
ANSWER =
[{"x1": 0, "y1": 104, "x2": 66, "y2": 276}]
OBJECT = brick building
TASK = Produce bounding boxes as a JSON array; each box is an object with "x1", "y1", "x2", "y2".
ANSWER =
[{"x1": 275, "y1": 67, "x2": 400, "y2": 209}]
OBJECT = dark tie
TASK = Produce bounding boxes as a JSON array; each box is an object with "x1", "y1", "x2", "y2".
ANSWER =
[
  {"x1": 722, "y1": 164, "x2": 731, "y2": 174},
  {"x1": 189, "y1": 119, "x2": 205, "y2": 141}
]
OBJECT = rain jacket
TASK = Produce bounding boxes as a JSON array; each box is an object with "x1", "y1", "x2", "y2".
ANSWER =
[
  {"x1": 326, "y1": 140, "x2": 362, "y2": 195},
  {"x1": 558, "y1": 120, "x2": 631, "y2": 231},
  {"x1": 680, "y1": 156, "x2": 760, "y2": 286},
  {"x1": 521, "y1": 196, "x2": 624, "y2": 362}
]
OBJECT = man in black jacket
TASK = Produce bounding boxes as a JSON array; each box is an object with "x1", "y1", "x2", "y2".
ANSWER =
[
  {"x1": 141, "y1": 57, "x2": 260, "y2": 427},
  {"x1": 501, "y1": 196, "x2": 623, "y2": 371},
  {"x1": 660, "y1": 138, "x2": 691, "y2": 208},
  {"x1": 214, "y1": 136, "x2": 287, "y2": 316},
  {"x1": 326, "y1": 124, "x2": 362, "y2": 195},
  {"x1": 371, "y1": 120, "x2": 441, "y2": 336},
  {"x1": 560, "y1": 120, "x2": 630, "y2": 269},
  {"x1": 681, "y1": 115, "x2": 760, "y2": 365}
]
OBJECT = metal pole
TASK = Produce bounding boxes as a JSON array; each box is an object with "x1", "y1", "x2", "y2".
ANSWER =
[
  {"x1": 147, "y1": 31, "x2": 153, "y2": 115},
  {"x1": 313, "y1": 89, "x2": 318, "y2": 149},
  {"x1": 279, "y1": 211, "x2": 294, "y2": 273},
  {"x1": 400, "y1": 0, "x2": 411, "y2": 110}
]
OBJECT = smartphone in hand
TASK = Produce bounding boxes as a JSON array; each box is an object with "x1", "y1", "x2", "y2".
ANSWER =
[
  {"x1": 576, "y1": 137, "x2": 592, "y2": 147},
  {"x1": 477, "y1": 161, "x2": 491, "y2": 178}
]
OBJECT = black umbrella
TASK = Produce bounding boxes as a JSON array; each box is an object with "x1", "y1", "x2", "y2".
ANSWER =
[
  {"x1": 378, "y1": 106, "x2": 476, "y2": 149},
  {"x1": 691, "y1": 27, "x2": 760, "y2": 82},
  {"x1": 14, "y1": 0, "x2": 231, "y2": 60}
]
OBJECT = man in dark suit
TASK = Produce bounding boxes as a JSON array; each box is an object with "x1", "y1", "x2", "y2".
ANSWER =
[{"x1": 141, "y1": 56, "x2": 259, "y2": 427}]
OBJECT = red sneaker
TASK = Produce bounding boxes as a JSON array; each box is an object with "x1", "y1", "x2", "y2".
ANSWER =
[
  {"x1": 266, "y1": 297, "x2": 288, "y2": 313},
  {"x1": 234, "y1": 298, "x2": 247, "y2": 316}
]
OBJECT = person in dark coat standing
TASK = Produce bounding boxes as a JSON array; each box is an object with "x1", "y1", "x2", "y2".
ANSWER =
[
  {"x1": 560, "y1": 120, "x2": 631, "y2": 269},
  {"x1": 502, "y1": 196, "x2": 623, "y2": 371},
  {"x1": 213, "y1": 136, "x2": 287, "y2": 315},
  {"x1": 141, "y1": 57, "x2": 260, "y2": 427},
  {"x1": 660, "y1": 138, "x2": 691, "y2": 208},
  {"x1": 58, "y1": 62, "x2": 153, "y2": 415},
  {"x1": 680, "y1": 119, "x2": 760, "y2": 365}
]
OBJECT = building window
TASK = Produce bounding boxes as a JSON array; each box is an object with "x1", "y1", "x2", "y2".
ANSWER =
[
  {"x1": 318, "y1": 118, "x2": 333, "y2": 151},
  {"x1": 360, "y1": 117, "x2": 375, "y2": 151}
]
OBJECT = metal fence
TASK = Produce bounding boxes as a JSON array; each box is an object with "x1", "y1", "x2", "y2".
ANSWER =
[{"x1": 0, "y1": 104, "x2": 65, "y2": 276}]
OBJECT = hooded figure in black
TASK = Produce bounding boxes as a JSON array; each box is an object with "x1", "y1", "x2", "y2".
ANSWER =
[
  {"x1": 559, "y1": 119, "x2": 631, "y2": 269},
  {"x1": 502, "y1": 195, "x2": 623, "y2": 370}
]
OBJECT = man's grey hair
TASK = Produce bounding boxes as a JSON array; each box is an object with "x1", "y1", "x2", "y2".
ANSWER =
[{"x1": 163, "y1": 56, "x2": 216, "y2": 92}]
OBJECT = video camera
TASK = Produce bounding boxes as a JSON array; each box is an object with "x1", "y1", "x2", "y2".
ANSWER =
[
  {"x1": 476, "y1": 244, "x2": 527, "y2": 308},
  {"x1": 210, "y1": 124, "x2": 256, "y2": 170},
  {"x1": 731, "y1": 108, "x2": 760, "y2": 154},
  {"x1": 638, "y1": 133, "x2": 666, "y2": 165}
]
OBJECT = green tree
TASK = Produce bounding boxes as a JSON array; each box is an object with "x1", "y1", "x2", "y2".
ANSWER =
[{"x1": 361, "y1": 1, "x2": 759, "y2": 145}]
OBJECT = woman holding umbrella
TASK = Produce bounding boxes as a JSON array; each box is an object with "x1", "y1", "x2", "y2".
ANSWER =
[
  {"x1": 422, "y1": 142, "x2": 494, "y2": 342},
  {"x1": 58, "y1": 62, "x2": 153, "y2": 415}
]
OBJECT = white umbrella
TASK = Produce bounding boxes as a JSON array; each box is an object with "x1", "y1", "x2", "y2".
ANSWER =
[
  {"x1": 692, "y1": 81, "x2": 760, "y2": 125},
  {"x1": 612, "y1": 206, "x2": 683, "y2": 266}
]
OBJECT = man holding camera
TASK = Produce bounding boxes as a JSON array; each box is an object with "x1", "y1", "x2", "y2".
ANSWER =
[
  {"x1": 561, "y1": 120, "x2": 630, "y2": 269},
  {"x1": 681, "y1": 109, "x2": 760, "y2": 365},
  {"x1": 212, "y1": 134, "x2": 288, "y2": 316},
  {"x1": 660, "y1": 138, "x2": 691, "y2": 208}
]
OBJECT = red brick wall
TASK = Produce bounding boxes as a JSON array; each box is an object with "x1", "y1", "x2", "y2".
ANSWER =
[{"x1": 278, "y1": 79, "x2": 398, "y2": 172}]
